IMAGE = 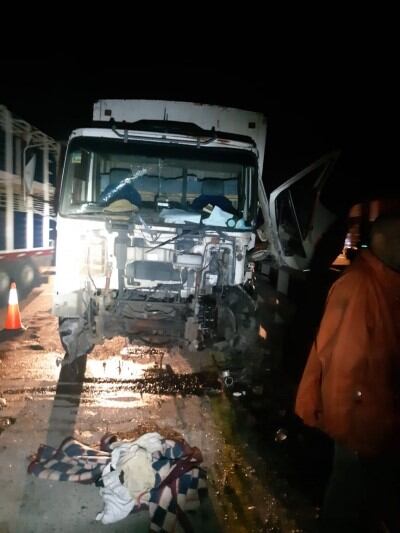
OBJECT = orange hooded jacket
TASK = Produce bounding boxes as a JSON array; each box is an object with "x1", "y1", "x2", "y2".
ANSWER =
[{"x1": 295, "y1": 250, "x2": 400, "y2": 456}]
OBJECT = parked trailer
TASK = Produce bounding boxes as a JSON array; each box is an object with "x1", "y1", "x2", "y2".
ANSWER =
[{"x1": 0, "y1": 105, "x2": 60, "y2": 304}]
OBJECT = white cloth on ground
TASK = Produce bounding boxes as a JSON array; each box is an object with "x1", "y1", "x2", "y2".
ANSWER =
[
  {"x1": 110, "y1": 432, "x2": 163, "y2": 500},
  {"x1": 95, "y1": 462, "x2": 135, "y2": 524},
  {"x1": 96, "y1": 432, "x2": 164, "y2": 524}
]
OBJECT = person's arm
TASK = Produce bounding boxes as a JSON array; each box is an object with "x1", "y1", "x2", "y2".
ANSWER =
[
  {"x1": 295, "y1": 272, "x2": 360, "y2": 428},
  {"x1": 295, "y1": 341, "x2": 323, "y2": 428}
]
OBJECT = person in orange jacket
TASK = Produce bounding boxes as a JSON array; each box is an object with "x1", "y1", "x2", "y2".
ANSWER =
[{"x1": 295, "y1": 212, "x2": 400, "y2": 532}]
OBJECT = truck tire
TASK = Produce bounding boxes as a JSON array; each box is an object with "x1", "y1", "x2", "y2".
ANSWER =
[
  {"x1": 59, "y1": 317, "x2": 94, "y2": 365},
  {"x1": 218, "y1": 287, "x2": 258, "y2": 353},
  {"x1": 0, "y1": 267, "x2": 11, "y2": 306},
  {"x1": 15, "y1": 259, "x2": 38, "y2": 296}
]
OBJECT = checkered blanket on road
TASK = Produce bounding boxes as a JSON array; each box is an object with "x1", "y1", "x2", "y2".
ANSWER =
[
  {"x1": 148, "y1": 438, "x2": 206, "y2": 532},
  {"x1": 27, "y1": 435, "x2": 112, "y2": 483},
  {"x1": 28, "y1": 433, "x2": 207, "y2": 532}
]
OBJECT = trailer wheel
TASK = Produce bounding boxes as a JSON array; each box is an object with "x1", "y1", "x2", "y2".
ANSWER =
[
  {"x1": 59, "y1": 317, "x2": 94, "y2": 365},
  {"x1": 0, "y1": 268, "x2": 11, "y2": 305},
  {"x1": 15, "y1": 259, "x2": 38, "y2": 295}
]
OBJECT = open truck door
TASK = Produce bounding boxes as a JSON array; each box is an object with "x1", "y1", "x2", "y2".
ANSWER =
[{"x1": 269, "y1": 151, "x2": 341, "y2": 271}]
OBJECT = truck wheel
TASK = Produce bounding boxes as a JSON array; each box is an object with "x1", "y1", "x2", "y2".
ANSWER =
[
  {"x1": 59, "y1": 317, "x2": 94, "y2": 365},
  {"x1": 0, "y1": 268, "x2": 11, "y2": 305},
  {"x1": 15, "y1": 259, "x2": 38, "y2": 296},
  {"x1": 218, "y1": 287, "x2": 258, "y2": 352}
]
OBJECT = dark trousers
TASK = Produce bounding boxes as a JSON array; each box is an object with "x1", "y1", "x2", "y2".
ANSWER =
[{"x1": 320, "y1": 442, "x2": 400, "y2": 533}]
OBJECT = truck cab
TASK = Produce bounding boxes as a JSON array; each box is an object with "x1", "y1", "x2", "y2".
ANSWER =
[{"x1": 54, "y1": 100, "x2": 339, "y2": 363}]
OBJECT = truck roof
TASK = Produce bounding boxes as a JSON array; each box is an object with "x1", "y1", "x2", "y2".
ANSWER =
[{"x1": 93, "y1": 100, "x2": 267, "y2": 175}]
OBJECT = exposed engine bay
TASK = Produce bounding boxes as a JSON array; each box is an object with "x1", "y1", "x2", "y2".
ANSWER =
[{"x1": 68, "y1": 213, "x2": 258, "y2": 358}]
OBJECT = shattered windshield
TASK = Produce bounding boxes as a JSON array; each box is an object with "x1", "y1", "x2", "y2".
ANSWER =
[{"x1": 60, "y1": 137, "x2": 257, "y2": 229}]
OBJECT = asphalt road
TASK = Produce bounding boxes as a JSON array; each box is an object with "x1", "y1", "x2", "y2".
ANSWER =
[{"x1": 0, "y1": 275, "x2": 321, "y2": 532}]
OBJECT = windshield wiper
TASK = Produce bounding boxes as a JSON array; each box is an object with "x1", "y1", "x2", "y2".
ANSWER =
[
  {"x1": 70, "y1": 201, "x2": 98, "y2": 206},
  {"x1": 68, "y1": 210, "x2": 105, "y2": 216}
]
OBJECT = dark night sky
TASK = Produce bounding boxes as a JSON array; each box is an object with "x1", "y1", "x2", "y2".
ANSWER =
[{"x1": 0, "y1": 54, "x2": 395, "y2": 212}]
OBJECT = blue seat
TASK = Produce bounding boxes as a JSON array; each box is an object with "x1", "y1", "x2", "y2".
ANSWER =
[
  {"x1": 191, "y1": 179, "x2": 236, "y2": 214},
  {"x1": 98, "y1": 168, "x2": 142, "y2": 207}
]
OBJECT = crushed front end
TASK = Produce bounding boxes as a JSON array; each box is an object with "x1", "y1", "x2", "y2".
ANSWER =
[{"x1": 54, "y1": 127, "x2": 260, "y2": 362}]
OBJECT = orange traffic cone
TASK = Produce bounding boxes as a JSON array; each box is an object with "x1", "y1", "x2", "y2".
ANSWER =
[{"x1": 4, "y1": 282, "x2": 24, "y2": 331}]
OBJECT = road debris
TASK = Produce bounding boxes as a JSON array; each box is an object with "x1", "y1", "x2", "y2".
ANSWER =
[
  {"x1": 28, "y1": 431, "x2": 207, "y2": 532},
  {"x1": 0, "y1": 416, "x2": 16, "y2": 434}
]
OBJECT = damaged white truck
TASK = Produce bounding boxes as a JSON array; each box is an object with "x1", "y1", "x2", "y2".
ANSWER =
[{"x1": 54, "y1": 100, "x2": 338, "y2": 364}]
